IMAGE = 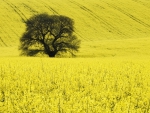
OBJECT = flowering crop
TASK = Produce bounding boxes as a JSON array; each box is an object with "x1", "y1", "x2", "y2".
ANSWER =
[{"x1": 0, "y1": 57, "x2": 150, "y2": 112}]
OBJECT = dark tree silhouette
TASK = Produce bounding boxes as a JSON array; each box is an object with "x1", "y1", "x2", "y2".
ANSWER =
[{"x1": 19, "y1": 13, "x2": 81, "y2": 57}]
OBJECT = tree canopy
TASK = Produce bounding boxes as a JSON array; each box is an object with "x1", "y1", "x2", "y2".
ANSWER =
[{"x1": 19, "y1": 13, "x2": 81, "y2": 57}]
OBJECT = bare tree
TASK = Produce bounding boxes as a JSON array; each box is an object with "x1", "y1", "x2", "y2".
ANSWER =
[{"x1": 19, "y1": 13, "x2": 81, "y2": 57}]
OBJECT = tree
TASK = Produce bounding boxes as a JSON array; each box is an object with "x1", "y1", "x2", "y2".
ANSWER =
[{"x1": 19, "y1": 13, "x2": 81, "y2": 57}]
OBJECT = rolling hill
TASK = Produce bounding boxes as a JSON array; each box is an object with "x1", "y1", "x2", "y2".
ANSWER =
[{"x1": 0, "y1": 0, "x2": 150, "y2": 57}]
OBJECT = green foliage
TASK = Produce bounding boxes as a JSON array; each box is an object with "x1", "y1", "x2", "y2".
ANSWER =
[{"x1": 19, "y1": 13, "x2": 81, "y2": 57}]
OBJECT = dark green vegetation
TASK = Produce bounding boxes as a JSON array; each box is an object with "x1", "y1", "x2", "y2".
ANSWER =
[{"x1": 19, "y1": 13, "x2": 80, "y2": 57}]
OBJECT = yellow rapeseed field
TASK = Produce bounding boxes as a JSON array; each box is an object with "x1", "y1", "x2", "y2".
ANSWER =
[
  {"x1": 0, "y1": 0, "x2": 150, "y2": 112},
  {"x1": 0, "y1": 57, "x2": 150, "y2": 112}
]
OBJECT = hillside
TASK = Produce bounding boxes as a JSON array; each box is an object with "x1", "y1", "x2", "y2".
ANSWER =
[{"x1": 0, "y1": 0, "x2": 150, "y2": 57}]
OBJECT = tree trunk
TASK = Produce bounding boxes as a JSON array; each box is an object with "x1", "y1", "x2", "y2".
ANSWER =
[
  {"x1": 48, "y1": 51, "x2": 57, "y2": 57},
  {"x1": 43, "y1": 41, "x2": 58, "y2": 57}
]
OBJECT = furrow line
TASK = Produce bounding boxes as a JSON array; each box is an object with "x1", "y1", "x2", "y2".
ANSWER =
[
  {"x1": 132, "y1": 0, "x2": 150, "y2": 9},
  {"x1": 3, "y1": 0, "x2": 27, "y2": 22},
  {"x1": 70, "y1": 0, "x2": 125, "y2": 35},
  {"x1": 0, "y1": 25, "x2": 12, "y2": 46},
  {"x1": 22, "y1": 3, "x2": 38, "y2": 14},
  {"x1": 105, "y1": 2, "x2": 150, "y2": 28},
  {"x1": 74, "y1": 28, "x2": 91, "y2": 41},
  {"x1": 36, "y1": 0, "x2": 59, "y2": 15},
  {"x1": 0, "y1": 37, "x2": 7, "y2": 46}
]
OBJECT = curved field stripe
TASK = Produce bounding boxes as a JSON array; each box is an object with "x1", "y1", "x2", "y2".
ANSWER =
[
  {"x1": 40, "y1": 1, "x2": 59, "y2": 15},
  {"x1": 34, "y1": 0, "x2": 59, "y2": 15},
  {"x1": 0, "y1": 37, "x2": 7, "y2": 46},
  {"x1": 0, "y1": 25, "x2": 12, "y2": 46},
  {"x1": 132, "y1": 0, "x2": 150, "y2": 9},
  {"x1": 74, "y1": 28, "x2": 91, "y2": 41},
  {"x1": 22, "y1": 3, "x2": 38, "y2": 14},
  {"x1": 3, "y1": 0, "x2": 27, "y2": 22},
  {"x1": 105, "y1": 2, "x2": 150, "y2": 29},
  {"x1": 70, "y1": 0, "x2": 125, "y2": 35}
]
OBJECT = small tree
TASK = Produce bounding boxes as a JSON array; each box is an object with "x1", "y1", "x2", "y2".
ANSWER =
[{"x1": 19, "y1": 13, "x2": 80, "y2": 57}]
